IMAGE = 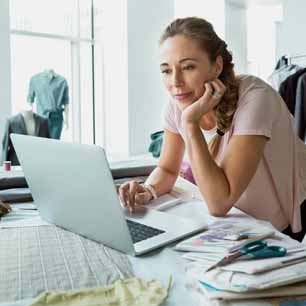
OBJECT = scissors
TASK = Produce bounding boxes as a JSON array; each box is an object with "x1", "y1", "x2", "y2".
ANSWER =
[{"x1": 206, "y1": 240, "x2": 287, "y2": 272}]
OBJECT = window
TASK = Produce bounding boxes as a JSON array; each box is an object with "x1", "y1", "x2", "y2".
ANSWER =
[
  {"x1": 10, "y1": 0, "x2": 78, "y2": 36},
  {"x1": 9, "y1": 0, "x2": 104, "y2": 145}
]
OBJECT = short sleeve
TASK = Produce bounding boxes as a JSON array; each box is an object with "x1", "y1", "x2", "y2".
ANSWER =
[
  {"x1": 232, "y1": 86, "x2": 281, "y2": 139},
  {"x1": 162, "y1": 100, "x2": 179, "y2": 134},
  {"x1": 27, "y1": 77, "x2": 35, "y2": 103}
]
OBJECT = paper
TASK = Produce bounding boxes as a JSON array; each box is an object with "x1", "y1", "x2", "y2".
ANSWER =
[
  {"x1": 186, "y1": 260, "x2": 306, "y2": 293},
  {"x1": 175, "y1": 221, "x2": 274, "y2": 253},
  {"x1": 222, "y1": 251, "x2": 306, "y2": 274},
  {"x1": 182, "y1": 252, "x2": 227, "y2": 263},
  {"x1": 182, "y1": 236, "x2": 306, "y2": 272},
  {"x1": 196, "y1": 221, "x2": 251, "y2": 240},
  {"x1": 186, "y1": 269, "x2": 306, "y2": 301}
]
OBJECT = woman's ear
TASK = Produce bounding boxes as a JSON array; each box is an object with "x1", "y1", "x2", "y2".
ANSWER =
[{"x1": 215, "y1": 55, "x2": 223, "y2": 78}]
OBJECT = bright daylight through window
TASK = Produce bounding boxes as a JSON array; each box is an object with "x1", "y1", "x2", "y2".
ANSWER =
[{"x1": 9, "y1": 0, "x2": 104, "y2": 145}]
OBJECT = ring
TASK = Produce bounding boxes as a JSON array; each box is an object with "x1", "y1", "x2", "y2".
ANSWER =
[{"x1": 213, "y1": 92, "x2": 222, "y2": 99}]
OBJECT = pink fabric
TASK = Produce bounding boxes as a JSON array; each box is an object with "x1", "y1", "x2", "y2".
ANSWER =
[
  {"x1": 180, "y1": 161, "x2": 196, "y2": 184},
  {"x1": 163, "y1": 75, "x2": 306, "y2": 233}
]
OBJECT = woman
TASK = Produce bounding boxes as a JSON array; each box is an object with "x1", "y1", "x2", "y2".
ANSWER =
[{"x1": 119, "y1": 17, "x2": 306, "y2": 241}]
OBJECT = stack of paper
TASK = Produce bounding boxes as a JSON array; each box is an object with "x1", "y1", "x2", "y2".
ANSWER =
[
  {"x1": 185, "y1": 270, "x2": 306, "y2": 302},
  {"x1": 175, "y1": 221, "x2": 306, "y2": 303},
  {"x1": 175, "y1": 220, "x2": 275, "y2": 254}
]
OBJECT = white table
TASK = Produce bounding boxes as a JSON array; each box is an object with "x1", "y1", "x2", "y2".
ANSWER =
[
  {"x1": 0, "y1": 177, "x2": 303, "y2": 306},
  {"x1": 129, "y1": 178, "x2": 305, "y2": 306}
]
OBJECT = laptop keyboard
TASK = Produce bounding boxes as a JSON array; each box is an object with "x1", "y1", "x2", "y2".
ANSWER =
[{"x1": 126, "y1": 219, "x2": 165, "y2": 243}]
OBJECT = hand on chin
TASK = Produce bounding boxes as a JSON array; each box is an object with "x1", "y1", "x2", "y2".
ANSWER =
[{"x1": 174, "y1": 98, "x2": 194, "y2": 111}]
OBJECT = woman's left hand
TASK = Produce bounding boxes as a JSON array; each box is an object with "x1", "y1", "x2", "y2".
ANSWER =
[{"x1": 181, "y1": 79, "x2": 226, "y2": 125}]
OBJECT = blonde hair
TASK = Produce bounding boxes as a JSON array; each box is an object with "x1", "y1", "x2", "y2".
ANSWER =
[{"x1": 160, "y1": 17, "x2": 239, "y2": 159}]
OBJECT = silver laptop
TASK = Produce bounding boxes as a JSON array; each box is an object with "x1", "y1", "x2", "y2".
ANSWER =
[{"x1": 11, "y1": 134, "x2": 207, "y2": 255}]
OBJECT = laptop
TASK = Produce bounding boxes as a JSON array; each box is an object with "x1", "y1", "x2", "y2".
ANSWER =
[{"x1": 11, "y1": 134, "x2": 207, "y2": 255}]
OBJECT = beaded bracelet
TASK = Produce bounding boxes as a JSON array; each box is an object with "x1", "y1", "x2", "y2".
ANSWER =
[{"x1": 143, "y1": 183, "x2": 158, "y2": 200}]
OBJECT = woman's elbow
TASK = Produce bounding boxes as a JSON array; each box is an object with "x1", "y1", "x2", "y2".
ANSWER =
[
  {"x1": 206, "y1": 201, "x2": 232, "y2": 217},
  {"x1": 208, "y1": 209, "x2": 227, "y2": 218}
]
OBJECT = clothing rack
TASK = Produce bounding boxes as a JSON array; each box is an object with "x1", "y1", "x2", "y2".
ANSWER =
[{"x1": 285, "y1": 54, "x2": 306, "y2": 65}]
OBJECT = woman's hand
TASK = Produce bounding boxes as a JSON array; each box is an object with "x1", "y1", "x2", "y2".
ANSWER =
[
  {"x1": 181, "y1": 79, "x2": 226, "y2": 125},
  {"x1": 118, "y1": 180, "x2": 153, "y2": 212}
]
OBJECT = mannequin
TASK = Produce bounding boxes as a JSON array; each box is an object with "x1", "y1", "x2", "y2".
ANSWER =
[
  {"x1": 27, "y1": 103, "x2": 69, "y2": 130},
  {"x1": 27, "y1": 69, "x2": 70, "y2": 139},
  {"x1": 2, "y1": 106, "x2": 50, "y2": 165},
  {"x1": 43, "y1": 69, "x2": 55, "y2": 80},
  {"x1": 21, "y1": 107, "x2": 35, "y2": 136},
  {"x1": 41, "y1": 72, "x2": 70, "y2": 129}
]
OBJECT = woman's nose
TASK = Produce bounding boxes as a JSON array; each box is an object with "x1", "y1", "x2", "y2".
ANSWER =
[{"x1": 172, "y1": 71, "x2": 184, "y2": 87}]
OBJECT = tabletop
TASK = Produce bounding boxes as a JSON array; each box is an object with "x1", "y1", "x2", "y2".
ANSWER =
[{"x1": 0, "y1": 177, "x2": 303, "y2": 306}]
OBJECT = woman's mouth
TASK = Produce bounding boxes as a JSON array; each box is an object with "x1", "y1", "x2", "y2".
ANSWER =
[{"x1": 173, "y1": 92, "x2": 192, "y2": 101}]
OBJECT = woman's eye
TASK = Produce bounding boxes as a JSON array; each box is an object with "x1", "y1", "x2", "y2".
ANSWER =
[
  {"x1": 183, "y1": 65, "x2": 195, "y2": 71},
  {"x1": 161, "y1": 69, "x2": 171, "y2": 74}
]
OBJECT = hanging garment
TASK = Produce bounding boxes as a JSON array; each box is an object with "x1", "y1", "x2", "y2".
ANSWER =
[
  {"x1": 279, "y1": 67, "x2": 306, "y2": 115},
  {"x1": 294, "y1": 72, "x2": 306, "y2": 142},
  {"x1": 148, "y1": 131, "x2": 164, "y2": 158},
  {"x1": 1, "y1": 113, "x2": 50, "y2": 165},
  {"x1": 27, "y1": 70, "x2": 69, "y2": 139},
  {"x1": 267, "y1": 64, "x2": 302, "y2": 91},
  {"x1": 274, "y1": 55, "x2": 288, "y2": 70}
]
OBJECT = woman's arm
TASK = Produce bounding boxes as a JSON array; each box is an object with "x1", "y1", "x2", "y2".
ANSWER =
[
  {"x1": 119, "y1": 129, "x2": 185, "y2": 210},
  {"x1": 145, "y1": 129, "x2": 185, "y2": 196},
  {"x1": 184, "y1": 122, "x2": 268, "y2": 216}
]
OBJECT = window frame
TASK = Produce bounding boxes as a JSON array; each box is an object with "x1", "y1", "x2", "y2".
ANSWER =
[{"x1": 9, "y1": 0, "x2": 103, "y2": 146}]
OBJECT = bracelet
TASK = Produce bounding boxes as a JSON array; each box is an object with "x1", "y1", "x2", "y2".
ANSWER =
[
  {"x1": 143, "y1": 183, "x2": 158, "y2": 200},
  {"x1": 216, "y1": 128, "x2": 225, "y2": 136}
]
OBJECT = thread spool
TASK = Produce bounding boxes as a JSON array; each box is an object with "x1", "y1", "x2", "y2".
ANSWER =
[{"x1": 3, "y1": 161, "x2": 11, "y2": 171}]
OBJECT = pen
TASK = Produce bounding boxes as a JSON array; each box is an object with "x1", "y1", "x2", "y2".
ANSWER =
[
  {"x1": 281, "y1": 255, "x2": 306, "y2": 265},
  {"x1": 13, "y1": 207, "x2": 37, "y2": 211}
]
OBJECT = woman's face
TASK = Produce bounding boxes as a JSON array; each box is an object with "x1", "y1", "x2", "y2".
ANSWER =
[{"x1": 160, "y1": 34, "x2": 218, "y2": 110}]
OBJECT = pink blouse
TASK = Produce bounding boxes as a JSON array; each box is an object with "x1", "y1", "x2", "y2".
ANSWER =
[{"x1": 163, "y1": 75, "x2": 306, "y2": 233}]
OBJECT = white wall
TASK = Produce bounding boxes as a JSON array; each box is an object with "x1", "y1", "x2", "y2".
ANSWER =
[
  {"x1": 127, "y1": 0, "x2": 174, "y2": 155},
  {"x1": 277, "y1": 0, "x2": 306, "y2": 60},
  {"x1": 246, "y1": 3, "x2": 282, "y2": 80},
  {"x1": 0, "y1": 0, "x2": 11, "y2": 161},
  {"x1": 225, "y1": 1, "x2": 247, "y2": 75},
  {"x1": 175, "y1": 0, "x2": 248, "y2": 74},
  {"x1": 100, "y1": 1, "x2": 129, "y2": 158},
  {"x1": 175, "y1": 0, "x2": 226, "y2": 38}
]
